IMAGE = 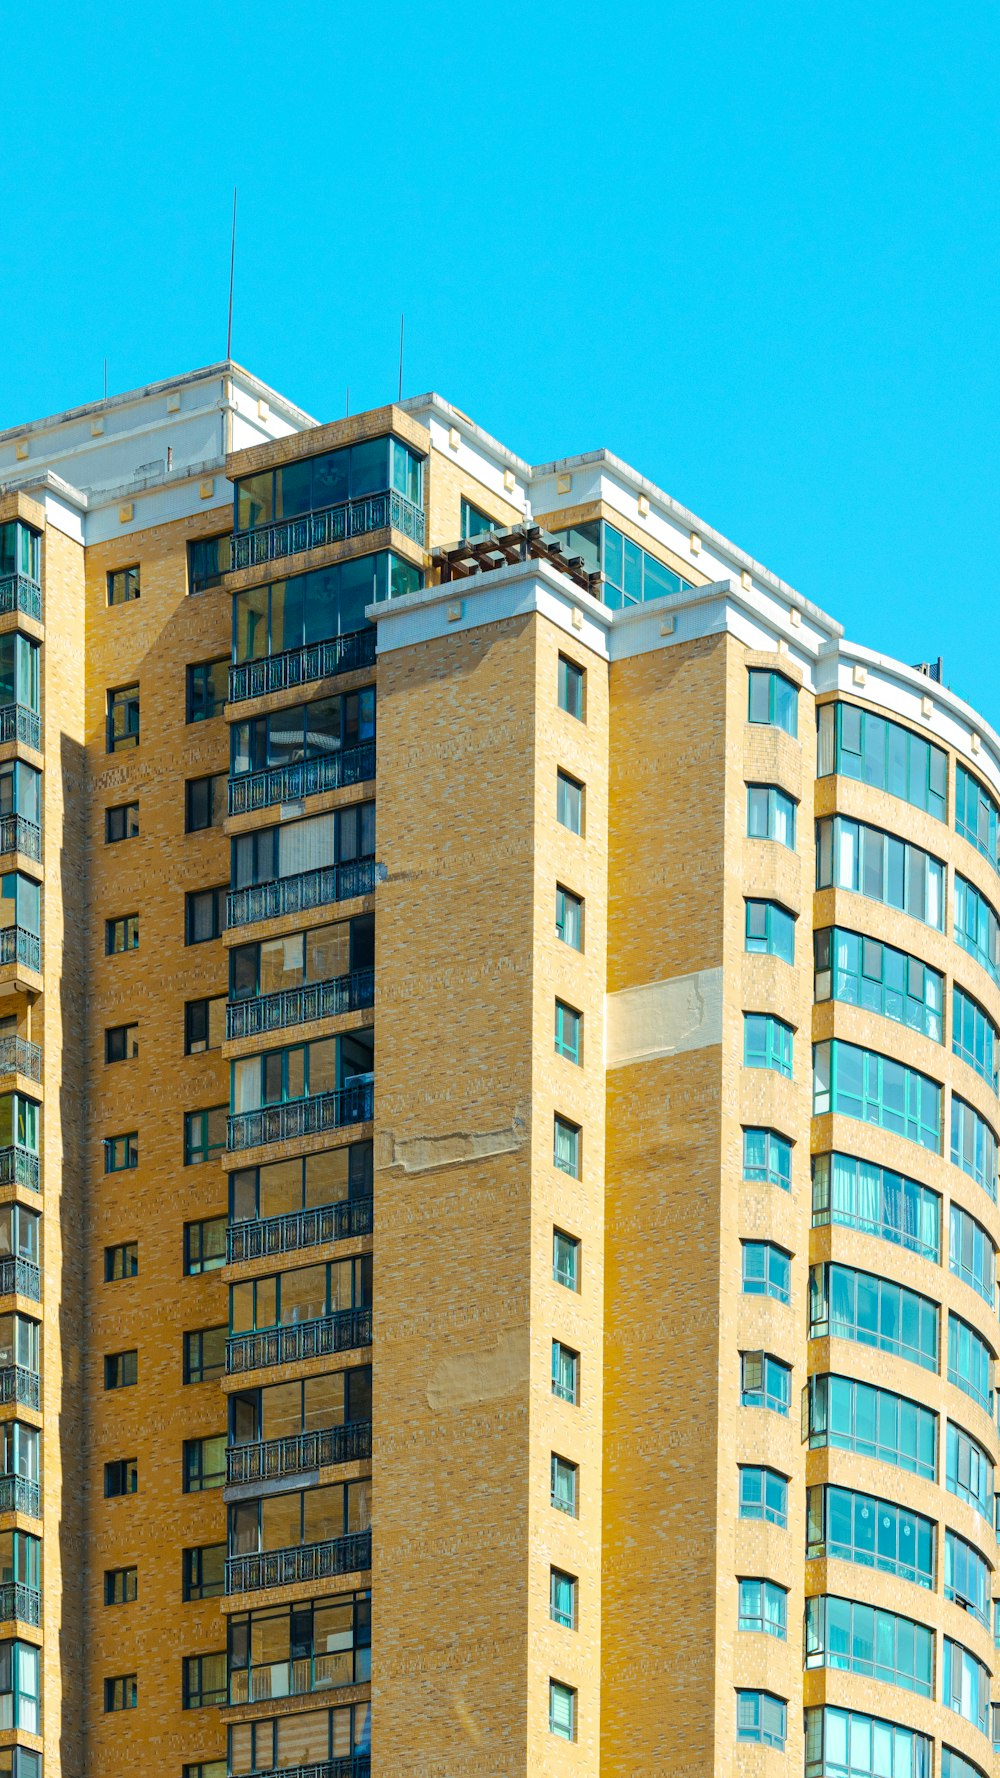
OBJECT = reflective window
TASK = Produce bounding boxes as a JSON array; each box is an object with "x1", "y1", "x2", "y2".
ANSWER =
[
  {"x1": 809, "y1": 1262, "x2": 938, "y2": 1371},
  {"x1": 946, "y1": 1420, "x2": 993, "y2": 1521},
  {"x1": 806, "y1": 1484, "x2": 934, "y2": 1587},
  {"x1": 950, "y1": 1203, "x2": 995, "y2": 1307},
  {"x1": 816, "y1": 814, "x2": 945, "y2": 928},
  {"x1": 745, "y1": 899, "x2": 795, "y2": 963},
  {"x1": 812, "y1": 1152, "x2": 939, "y2": 1260},
  {"x1": 736, "y1": 1691, "x2": 786, "y2": 1749},
  {"x1": 942, "y1": 1637, "x2": 990, "y2": 1733},
  {"x1": 804, "y1": 1705, "x2": 931, "y2": 1778},
  {"x1": 742, "y1": 1127, "x2": 792, "y2": 1190},
  {"x1": 805, "y1": 1374, "x2": 936, "y2": 1479},
  {"x1": 951, "y1": 1095, "x2": 999, "y2": 1201},
  {"x1": 953, "y1": 984, "x2": 999, "y2": 1091},
  {"x1": 805, "y1": 1595, "x2": 933, "y2": 1695},
  {"x1": 955, "y1": 874, "x2": 1000, "y2": 987},
  {"x1": 956, "y1": 764, "x2": 1000, "y2": 874},
  {"x1": 813, "y1": 1039, "x2": 941, "y2": 1152},
  {"x1": 817, "y1": 701, "x2": 947, "y2": 820},
  {"x1": 746, "y1": 783, "x2": 796, "y2": 847},
  {"x1": 738, "y1": 1466, "x2": 787, "y2": 1527},
  {"x1": 740, "y1": 1351, "x2": 790, "y2": 1414},
  {"x1": 947, "y1": 1312, "x2": 994, "y2": 1415},
  {"x1": 814, "y1": 927, "x2": 943, "y2": 1041},
  {"x1": 748, "y1": 669, "x2": 798, "y2": 736},
  {"x1": 744, "y1": 1014, "x2": 793, "y2": 1077},
  {"x1": 737, "y1": 1578, "x2": 787, "y2": 1638}
]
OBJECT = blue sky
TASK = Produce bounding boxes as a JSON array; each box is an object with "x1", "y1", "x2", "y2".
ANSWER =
[{"x1": 3, "y1": 0, "x2": 998, "y2": 716}]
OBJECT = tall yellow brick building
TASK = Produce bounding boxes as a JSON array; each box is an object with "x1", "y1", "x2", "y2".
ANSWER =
[{"x1": 0, "y1": 361, "x2": 998, "y2": 1778}]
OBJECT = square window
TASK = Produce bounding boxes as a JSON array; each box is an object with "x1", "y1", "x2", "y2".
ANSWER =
[
  {"x1": 185, "y1": 773, "x2": 228, "y2": 833},
  {"x1": 104, "y1": 1132, "x2": 138, "y2": 1173},
  {"x1": 106, "y1": 684, "x2": 140, "y2": 752},
  {"x1": 183, "y1": 1108, "x2": 227, "y2": 1168},
  {"x1": 184, "y1": 996, "x2": 226, "y2": 1055},
  {"x1": 460, "y1": 498, "x2": 494, "y2": 539},
  {"x1": 104, "y1": 1242, "x2": 137, "y2": 1281},
  {"x1": 183, "y1": 1326, "x2": 227, "y2": 1384},
  {"x1": 186, "y1": 660, "x2": 228, "y2": 724},
  {"x1": 554, "y1": 1115, "x2": 581, "y2": 1179},
  {"x1": 187, "y1": 533, "x2": 232, "y2": 596},
  {"x1": 185, "y1": 886, "x2": 226, "y2": 944},
  {"x1": 550, "y1": 1567, "x2": 577, "y2": 1629},
  {"x1": 183, "y1": 1215, "x2": 227, "y2": 1274},
  {"x1": 549, "y1": 1679, "x2": 576, "y2": 1741},
  {"x1": 183, "y1": 1435, "x2": 227, "y2": 1493},
  {"x1": 104, "y1": 1457, "x2": 137, "y2": 1498},
  {"x1": 552, "y1": 1340, "x2": 579, "y2": 1404},
  {"x1": 181, "y1": 1650, "x2": 227, "y2": 1709},
  {"x1": 104, "y1": 1350, "x2": 138, "y2": 1390},
  {"x1": 555, "y1": 885, "x2": 583, "y2": 950},
  {"x1": 557, "y1": 655, "x2": 585, "y2": 720},
  {"x1": 554, "y1": 999, "x2": 583, "y2": 1064},
  {"x1": 182, "y1": 1543, "x2": 226, "y2": 1601},
  {"x1": 104, "y1": 1566, "x2": 137, "y2": 1605},
  {"x1": 105, "y1": 1023, "x2": 138, "y2": 1063},
  {"x1": 107, "y1": 567, "x2": 140, "y2": 606},
  {"x1": 106, "y1": 915, "x2": 139, "y2": 955},
  {"x1": 104, "y1": 1674, "x2": 137, "y2": 1712},
  {"x1": 105, "y1": 802, "x2": 139, "y2": 843},
  {"x1": 553, "y1": 1228, "x2": 580, "y2": 1290},
  {"x1": 556, "y1": 770, "x2": 584, "y2": 836}
]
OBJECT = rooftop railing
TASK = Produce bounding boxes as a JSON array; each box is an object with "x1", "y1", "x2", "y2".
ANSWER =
[
  {"x1": 227, "y1": 1195, "x2": 373, "y2": 1264},
  {"x1": 228, "y1": 742, "x2": 375, "y2": 817},
  {"x1": 231, "y1": 490, "x2": 424, "y2": 572},
  {"x1": 227, "y1": 859, "x2": 375, "y2": 932},
  {"x1": 229, "y1": 630, "x2": 377, "y2": 704},
  {"x1": 226, "y1": 1305, "x2": 372, "y2": 1376}
]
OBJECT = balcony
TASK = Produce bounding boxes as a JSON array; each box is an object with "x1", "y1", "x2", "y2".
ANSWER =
[
  {"x1": 227, "y1": 1419, "x2": 372, "y2": 1486},
  {"x1": 228, "y1": 1195, "x2": 373, "y2": 1264},
  {"x1": 0, "y1": 1475, "x2": 39, "y2": 1517},
  {"x1": 0, "y1": 1582, "x2": 39, "y2": 1627},
  {"x1": 227, "y1": 860, "x2": 375, "y2": 932},
  {"x1": 231, "y1": 490, "x2": 424, "y2": 573},
  {"x1": 229, "y1": 630, "x2": 377, "y2": 704},
  {"x1": 0, "y1": 1039, "x2": 41, "y2": 1085},
  {"x1": 230, "y1": 1647, "x2": 370, "y2": 1706},
  {"x1": 228, "y1": 742, "x2": 375, "y2": 818},
  {"x1": 226, "y1": 1528, "x2": 372, "y2": 1594},
  {"x1": 227, "y1": 968, "x2": 374, "y2": 1043},
  {"x1": 0, "y1": 930, "x2": 39, "y2": 976},
  {"x1": 0, "y1": 817, "x2": 39, "y2": 865},
  {"x1": 257, "y1": 1761, "x2": 370, "y2": 1778},
  {"x1": 226, "y1": 1305, "x2": 372, "y2": 1375},
  {"x1": 227, "y1": 1080, "x2": 373, "y2": 1153},
  {"x1": 0, "y1": 578, "x2": 41, "y2": 624},
  {"x1": 0, "y1": 1259, "x2": 39, "y2": 1302},
  {"x1": 0, "y1": 1149, "x2": 38, "y2": 1191},
  {"x1": 0, "y1": 1368, "x2": 39, "y2": 1410},
  {"x1": 0, "y1": 708, "x2": 40, "y2": 752}
]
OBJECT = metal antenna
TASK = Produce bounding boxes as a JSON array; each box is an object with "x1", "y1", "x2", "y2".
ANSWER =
[
  {"x1": 398, "y1": 312, "x2": 404, "y2": 401},
  {"x1": 226, "y1": 187, "x2": 238, "y2": 361}
]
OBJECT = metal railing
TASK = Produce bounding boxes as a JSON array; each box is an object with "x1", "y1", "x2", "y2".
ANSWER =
[
  {"x1": 0, "y1": 815, "x2": 40, "y2": 863},
  {"x1": 0, "y1": 1037, "x2": 41, "y2": 1083},
  {"x1": 0, "y1": 1149, "x2": 39, "y2": 1191},
  {"x1": 0, "y1": 707, "x2": 40, "y2": 751},
  {"x1": 229, "y1": 1648, "x2": 369, "y2": 1706},
  {"x1": 227, "y1": 1419, "x2": 372, "y2": 1485},
  {"x1": 0, "y1": 1259, "x2": 39, "y2": 1302},
  {"x1": 0, "y1": 928, "x2": 39, "y2": 974},
  {"x1": 0, "y1": 1582, "x2": 39, "y2": 1626},
  {"x1": 228, "y1": 742, "x2": 375, "y2": 817},
  {"x1": 226, "y1": 1528, "x2": 372, "y2": 1594},
  {"x1": 228, "y1": 1195, "x2": 373, "y2": 1263},
  {"x1": 227, "y1": 967, "x2": 374, "y2": 1042},
  {"x1": 258, "y1": 1760, "x2": 370, "y2": 1778},
  {"x1": 229, "y1": 629, "x2": 377, "y2": 703},
  {"x1": 0, "y1": 578, "x2": 41, "y2": 623},
  {"x1": 227, "y1": 859, "x2": 375, "y2": 931},
  {"x1": 0, "y1": 1475, "x2": 39, "y2": 1517},
  {"x1": 227, "y1": 1080, "x2": 373, "y2": 1152},
  {"x1": 231, "y1": 489, "x2": 424, "y2": 571},
  {"x1": 0, "y1": 1368, "x2": 39, "y2": 1410},
  {"x1": 226, "y1": 1305, "x2": 372, "y2": 1375}
]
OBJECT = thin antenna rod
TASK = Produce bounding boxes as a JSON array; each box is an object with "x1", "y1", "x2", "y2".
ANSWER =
[
  {"x1": 226, "y1": 187, "x2": 238, "y2": 361},
  {"x1": 398, "y1": 312, "x2": 404, "y2": 402}
]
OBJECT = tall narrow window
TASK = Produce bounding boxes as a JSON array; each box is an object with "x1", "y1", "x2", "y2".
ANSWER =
[
  {"x1": 557, "y1": 656, "x2": 585, "y2": 720},
  {"x1": 553, "y1": 1116, "x2": 581, "y2": 1178},
  {"x1": 555, "y1": 885, "x2": 583, "y2": 950},
  {"x1": 554, "y1": 1000, "x2": 582, "y2": 1064},
  {"x1": 556, "y1": 771, "x2": 584, "y2": 836}
]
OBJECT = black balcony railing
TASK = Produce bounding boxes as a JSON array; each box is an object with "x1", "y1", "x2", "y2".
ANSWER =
[
  {"x1": 0, "y1": 578, "x2": 41, "y2": 624},
  {"x1": 0, "y1": 1148, "x2": 39, "y2": 1192},
  {"x1": 227, "y1": 1080, "x2": 373, "y2": 1153},
  {"x1": 0, "y1": 816, "x2": 40, "y2": 863},
  {"x1": 227, "y1": 859, "x2": 375, "y2": 932},
  {"x1": 227, "y1": 968, "x2": 375, "y2": 1043},
  {"x1": 226, "y1": 1528, "x2": 372, "y2": 1595},
  {"x1": 229, "y1": 630, "x2": 377, "y2": 704},
  {"x1": 0, "y1": 929, "x2": 39, "y2": 975},
  {"x1": 0, "y1": 1368, "x2": 39, "y2": 1410},
  {"x1": 228, "y1": 1195, "x2": 373, "y2": 1264},
  {"x1": 228, "y1": 742, "x2": 375, "y2": 817},
  {"x1": 0, "y1": 1259, "x2": 39, "y2": 1302},
  {"x1": 0, "y1": 1038, "x2": 41, "y2": 1084},
  {"x1": 262, "y1": 1760, "x2": 370, "y2": 1778},
  {"x1": 0, "y1": 707, "x2": 41, "y2": 752},
  {"x1": 231, "y1": 490, "x2": 424, "y2": 572},
  {"x1": 226, "y1": 1306, "x2": 372, "y2": 1376},
  {"x1": 0, "y1": 1582, "x2": 39, "y2": 1626},
  {"x1": 227, "y1": 1419, "x2": 372, "y2": 1486},
  {"x1": 0, "y1": 1475, "x2": 39, "y2": 1518}
]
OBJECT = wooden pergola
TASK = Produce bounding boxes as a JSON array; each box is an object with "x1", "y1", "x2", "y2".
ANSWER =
[{"x1": 432, "y1": 524, "x2": 602, "y2": 600}]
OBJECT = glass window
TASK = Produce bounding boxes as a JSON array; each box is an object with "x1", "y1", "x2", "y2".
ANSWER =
[
  {"x1": 233, "y1": 553, "x2": 415, "y2": 660},
  {"x1": 182, "y1": 1651, "x2": 227, "y2": 1709},
  {"x1": 550, "y1": 1454, "x2": 577, "y2": 1516},
  {"x1": 953, "y1": 984, "x2": 999, "y2": 1091},
  {"x1": 956, "y1": 764, "x2": 1000, "y2": 873},
  {"x1": 104, "y1": 1350, "x2": 137, "y2": 1390},
  {"x1": 741, "y1": 1242, "x2": 791, "y2": 1304},
  {"x1": 104, "y1": 1566, "x2": 137, "y2": 1605},
  {"x1": 553, "y1": 1116, "x2": 581, "y2": 1179},
  {"x1": 746, "y1": 783, "x2": 796, "y2": 847},
  {"x1": 183, "y1": 1215, "x2": 226, "y2": 1274},
  {"x1": 748, "y1": 667, "x2": 798, "y2": 735},
  {"x1": 805, "y1": 1374, "x2": 937, "y2": 1479},
  {"x1": 229, "y1": 1141, "x2": 372, "y2": 1222},
  {"x1": 814, "y1": 927, "x2": 943, "y2": 1041},
  {"x1": 956, "y1": 874, "x2": 1000, "y2": 987},
  {"x1": 104, "y1": 1242, "x2": 137, "y2": 1281},
  {"x1": 460, "y1": 498, "x2": 495, "y2": 539},
  {"x1": 941, "y1": 1749, "x2": 989, "y2": 1778},
  {"x1": 551, "y1": 518, "x2": 695, "y2": 609},
  {"x1": 188, "y1": 533, "x2": 232, "y2": 595},
  {"x1": 946, "y1": 1420, "x2": 994, "y2": 1520},
  {"x1": 106, "y1": 914, "x2": 138, "y2": 954},
  {"x1": 104, "y1": 1023, "x2": 138, "y2": 1064},
  {"x1": 745, "y1": 899, "x2": 795, "y2": 962},
  {"x1": 183, "y1": 1108, "x2": 227, "y2": 1168},
  {"x1": 0, "y1": 526, "x2": 39, "y2": 583},
  {"x1": 548, "y1": 1679, "x2": 576, "y2": 1741},
  {"x1": 812, "y1": 1152, "x2": 940, "y2": 1259},
  {"x1": 804, "y1": 1706, "x2": 932, "y2": 1778},
  {"x1": 943, "y1": 1636, "x2": 990, "y2": 1733},
  {"x1": 549, "y1": 1568, "x2": 576, "y2": 1629},
  {"x1": 736, "y1": 1691, "x2": 786, "y2": 1749},
  {"x1": 105, "y1": 802, "x2": 138, "y2": 843},
  {"x1": 944, "y1": 1528, "x2": 991, "y2": 1628},
  {"x1": 809, "y1": 1262, "x2": 938, "y2": 1371},
  {"x1": 818, "y1": 701, "x2": 947, "y2": 819},
  {"x1": 185, "y1": 885, "x2": 226, "y2": 944},
  {"x1": 951, "y1": 1095, "x2": 999, "y2": 1201},
  {"x1": 104, "y1": 1673, "x2": 137, "y2": 1712},
  {"x1": 185, "y1": 772, "x2": 228, "y2": 832},
  {"x1": 183, "y1": 1435, "x2": 227, "y2": 1493},
  {"x1": 557, "y1": 656, "x2": 585, "y2": 720},
  {"x1": 813, "y1": 1039, "x2": 941, "y2": 1152},
  {"x1": 737, "y1": 1578, "x2": 787, "y2": 1638},
  {"x1": 742, "y1": 1127, "x2": 792, "y2": 1190},
  {"x1": 553, "y1": 1229, "x2": 579, "y2": 1290},
  {"x1": 551, "y1": 1341, "x2": 579, "y2": 1405},
  {"x1": 806, "y1": 1594, "x2": 933, "y2": 1695},
  {"x1": 738, "y1": 1466, "x2": 787, "y2": 1527},
  {"x1": 186, "y1": 658, "x2": 228, "y2": 723},
  {"x1": 104, "y1": 1457, "x2": 138, "y2": 1497},
  {"x1": 816, "y1": 814, "x2": 945, "y2": 929},
  {"x1": 182, "y1": 1543, "x2": 226, "y2": 1601},
  {"x1": 740, "y1": 1351, "x2": 790, "y2": 1414},
  {"x1": 743, "y1": 1013, "x2": 794, "y2": 1077},
  {"x1": 555, "y1": 885, "x2": 583, "y2": 950},
  {"x1": 0, "y1": 636, "x2": 39, "y2": 715},
  {"x1": 104, "y1": 1132, "x2": 137, "y2": 1173},
  {"x1": 554, "y1": 1000, "x2": 582, "y2": 1064},
  {"x1": 556, "y1": 770, "x2": 584, "y2": 836},
  {"x1": 107, "y1": 566, "x2": 140, "y2": 606},
  {"x1": 950, "y1": 1202, "x2": 996, "y2": 1306},
  {"x1": 947, "y1": 1312, "x2": 994, "y2": 1414},
  {"x1": 184, "y1": 996, "x2": 226, "y2": 1055},
  {"x1": 106, "y1": 684, "x2": 139, "y2": 752},
  {"x1": 806, "y1": 1483, "x2": 934, "y2": 1587},
  {"x1": 183, "y1": 1327, "x2": 227, "y2": 1385}
]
